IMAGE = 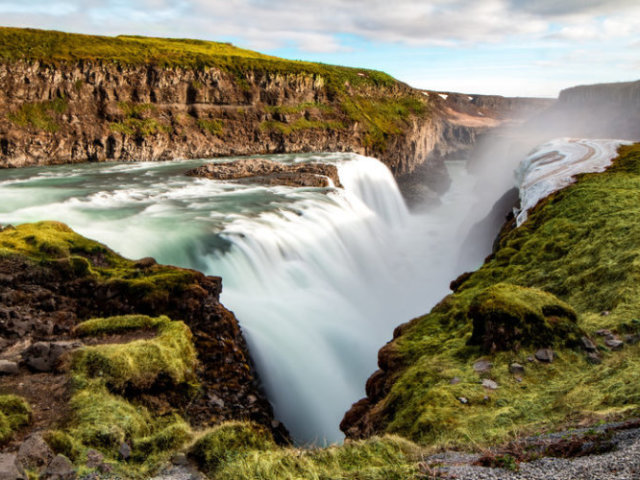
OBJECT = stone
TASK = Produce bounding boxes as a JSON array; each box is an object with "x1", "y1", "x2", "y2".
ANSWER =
[
  {"x1": 535, "y1": 348, "x2": 554, "y2": 363},
  {"x1": 526, "y1": 355, "x2": 535, "y2": 363},
  {"x1": 596, "y1": 329, "x2": 612, "y2": 336},
  {"x1": 85, "y1": 450, "x2": 104, "y2": 469},
  {"x1": 0, "y1": 454, "x2": 25, "y2": 480},
  {"x1": 509, "y1": 363, "x2": 525, "y2": 375},
  {"x1": 587, "y1": 352, "x2": 602, "y2": 365},
  {"x1": 0, "y1": 359, "x2": 19, "y2": 375},
  {"x1": 17, "y1": 433, "x2": 54, "y2": 470},
  {"x1": 482, "y1": 379, "x2": 499, "y2": 390},
  {"x1": 581, "y1": 336, "x2": 597, "y2": 352},
  {"x1": 134, "y1": 257, "x2": 157, "y2": 269},
  {"x1": 119, "y1": 442, "x2": 131, "y2": 460},
  {"x1": 624, "y1": 334, "x2": 639, "y2": 345},
  {"x1": 41, "y1": 455, "x2": 76, "y2": 480},
  {"x1": 458, "y1": 397, "x2": 469, "y2": 405},
  {"x1": 450, "y1": 377, "x2": 461, "y2": 385},
  {"x1": 601, "y1": 310, "x2": 611, "y2": 316},
  {"x1": 473, "y1": 360, "x2": 492, "y2": 374},
  {"x1": 22, "y1": 341, "x2": 81, "y2": 372},
  {"x1": 171, "y1": 453, "x2": 189, "y2": 466},
  {"x1": 605, "y1": 336, "x2": 624, "y2": 350}
]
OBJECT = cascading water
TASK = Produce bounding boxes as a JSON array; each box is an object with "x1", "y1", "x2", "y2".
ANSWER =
[{"x1": 0, "y1": 152, "x2": 487, "y2": 444}]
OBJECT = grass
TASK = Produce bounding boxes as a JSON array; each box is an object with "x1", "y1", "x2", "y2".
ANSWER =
[
  {"x1": 260, "y1": 118, "x2": 346, "y2": 135},
  {"x1": 0, "y1": 27, "x2": 396, "y2": 93},
  {"x1": 196, "y1": 118, "x2": 224, "y2": 136},
  {"x1": 44, "y1": 315, "x2": 198, "y2": 477},
  {"x1": 363, "y1": 143, "x2": 640, "y2": 449},
  {"x1": 190, "y1": 422, "x2": 422, "y2": 480},
  {"x1": 7, "y1": 96, "x2": 68, "y2": 132},
  {"x1": 342, "y1": 96, "x2": 427, "y2": 151},
  {"x1": 71, "y1": 315, "x2": 197, "y2": 392},
  {"x1": 109, "y1": 102, "x2": 172, "y2": 137},
  {"x1": 0, "y1": 395, "x2": 31, "y2": 444},
  {"x1": 0, "y1": 221, "x2": 204, "y2": 308}
]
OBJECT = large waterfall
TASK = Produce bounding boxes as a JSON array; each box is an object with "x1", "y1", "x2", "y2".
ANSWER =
[{"x1": 0, "y1": 152, "x2": 488, "y2": 444}]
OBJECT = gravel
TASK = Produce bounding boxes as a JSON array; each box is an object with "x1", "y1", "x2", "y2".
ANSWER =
[{"x1": 422, "y1": 425, "x2": 640, "y2": 479}]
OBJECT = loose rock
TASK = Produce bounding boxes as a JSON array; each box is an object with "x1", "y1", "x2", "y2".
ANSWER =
[
  {"x1": 473, "y1": 360, "x2": 493, "y2": 374},
  {"x1": 581, "y1": 336, "x2": 597, "y2": 352},
  {"x1": 535, "y1": 348, "x2": 554, "y2": 363},
  {"x1": 605, "y1": 336, "x2": 624, "y2": 350},
  {"x1": 458, "y1": 397, "x2": 469, "y2": 405},
  {"x1": 0, "y1": 359, "x2": 19, "y2": 375},
  {"x1": 119, "y1": 442, "x2": 131, "y2": 460},
  {"x1": 482, "y1": 379, "x2": 499, "y2": 390},
  {"x1": 41, "y1": 455, "x2": 76, "y2": 480},
  {"x1": 0, "y1": 454, "x2": 25, "y2": 480},
  {"x1": 509, "y1": 363, "x2": 525, "y2": 375},
  {"x1": 17, "y1": 433, "x2": 54, "y2": 470},
  {"x1": 22, "y1": 341, "x2": 81, "y2": 372}
]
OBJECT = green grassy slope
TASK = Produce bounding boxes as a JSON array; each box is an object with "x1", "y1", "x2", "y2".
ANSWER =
[
  {"x1": 0, "y1": 27, "x2": 395, "y2": 91},
  {"x1": 353, "y1": 143, "x2": 640, "y2": 450}
]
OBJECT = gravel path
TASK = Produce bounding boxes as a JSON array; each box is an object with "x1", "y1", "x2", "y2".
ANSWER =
[{"x1": 425, "y1": 425, "x2": 640, "y2": 479}]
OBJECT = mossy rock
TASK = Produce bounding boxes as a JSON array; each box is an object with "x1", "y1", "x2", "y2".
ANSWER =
[
  {"x1": 189, "y1": 421, "x2": 276, "y2": 474},
  {"x1": 0, "y1": 395, "x2": 31, "y2": 444},
  {"x1": 71, "y1": 315, "x2": 197, "y2": 392},
  {"x1": 467, "y1": 283, "x2": 582, "y2": 352}
]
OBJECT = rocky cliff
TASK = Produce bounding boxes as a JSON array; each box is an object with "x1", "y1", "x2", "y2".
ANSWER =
[
  {"x1": 342, "y1": 143, "x2": 640, "y2": 450},
  {"x1": 0, "y1": 27, "x2": 546, "y2": 190}
]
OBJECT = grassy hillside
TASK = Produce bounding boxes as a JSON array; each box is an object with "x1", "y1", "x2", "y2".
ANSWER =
[
  {"x1": 0, "y1": 27, "x2": 396, "y2": 92},
  {"x1": 348, "y1": 143, "x2": 640, "y2": 450}
]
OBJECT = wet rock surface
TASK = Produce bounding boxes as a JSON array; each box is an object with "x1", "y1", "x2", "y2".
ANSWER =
[{"x1": 185, "y1": 157, "x2": 342, "y2": 188}]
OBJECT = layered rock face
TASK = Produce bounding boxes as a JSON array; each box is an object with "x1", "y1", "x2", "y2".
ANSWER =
[{"x1": 0, "y1": 60, "x2": 446, "y2": 177}]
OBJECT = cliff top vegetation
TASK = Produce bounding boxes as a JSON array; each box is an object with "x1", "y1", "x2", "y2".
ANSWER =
[{"x1": 0, "y1": 27, "x2": 397, "y2": 91}]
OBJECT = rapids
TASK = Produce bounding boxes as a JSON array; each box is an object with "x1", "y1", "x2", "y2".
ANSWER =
[{"x1": 0, "y1": 152, "x2": 491, "y2": 444}]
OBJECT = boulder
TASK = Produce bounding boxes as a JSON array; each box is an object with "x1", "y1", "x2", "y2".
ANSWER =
[
  {"x1": 482, "y1": 379, "x2": 499, "y2": 390},
  {"x1": 509, "y1": 363, "x2": 525, "y2": 375},
  {"x1": 581, "y1": 336, "x2": 597, "y2": 352},
  {"x1": 17, "y1": 433, "x2": 54, "y2": 470},
  {"x1": 0, "y1": 360, "x2": 19, "y2": 375},
  {"x1": 22, "y1": 341, "x2": 81, "y2": 372},
  {"x1": 535, "y1": 348, "x2": 554, "y2": 363},
  {"x1": 473, "y1": 360, "x2": 492, "y2": 374},
  {"x1": 41, "y1": 455, "x2": 76, "y2": 480},
  {"x1": 0, "y1": 454, "x2": 25, "y2": 480}
]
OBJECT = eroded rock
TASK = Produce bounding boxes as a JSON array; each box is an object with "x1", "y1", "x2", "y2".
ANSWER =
[{"x1": 186, "y1": 158, "x2": 343, "y2": 188}]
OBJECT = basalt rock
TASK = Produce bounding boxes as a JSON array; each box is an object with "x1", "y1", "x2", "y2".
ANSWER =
[
  {"x1": 0, "y1": 221, "x2": 284, "y2": 445},
  {"x1": 185, "y1": 158, "x2": 342, "y2": 188}
]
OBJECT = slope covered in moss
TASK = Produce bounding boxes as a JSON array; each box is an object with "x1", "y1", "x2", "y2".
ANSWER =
[{"x1": 343, "y1": 143, "x2": 640, "y2": 450}]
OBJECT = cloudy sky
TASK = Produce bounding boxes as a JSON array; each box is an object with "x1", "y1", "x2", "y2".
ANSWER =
[{"x1": 1, "y1": 0, "x2": 639, "y2": 97}]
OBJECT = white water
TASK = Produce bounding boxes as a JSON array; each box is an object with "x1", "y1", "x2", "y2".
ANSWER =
[
  {"x1": 0, "y1": 152, "x2": 486, "y2": 444},
  {"x1": 515, "y1": 138, "x2": 632, "y2": 226}
]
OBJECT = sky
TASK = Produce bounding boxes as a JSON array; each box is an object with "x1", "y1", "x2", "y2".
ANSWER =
[{"x1": 1, "y1": 0, "x2": 639, "y2": 97}]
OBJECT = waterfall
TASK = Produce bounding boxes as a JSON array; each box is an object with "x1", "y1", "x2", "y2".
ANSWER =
[{"x1": 0, "y1": 152, "x2": 487, "y2": 445}]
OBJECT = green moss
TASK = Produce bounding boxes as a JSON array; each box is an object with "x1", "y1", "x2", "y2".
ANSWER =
[
  {"x1": 74, "y1": 314, "x2": 165, "y2": 337},
  {"x1": 71, "y1": 315, "x2": 197, "y2": 392},
  {"x1": 341, "y1": 95, "x2": 427, "y2": 152},
  {"x1": 264, "y1": 102, "x2": 334, "y2": 115},
  {"x1": 190, "y1": 423, "x2": 420, "y2": 480},
  {"x1": 0, "y1": 221, "x2": 202, "y2": 308},
  {"x1": 467, "y1": 283, "x2": 582, "y2": 351},
  {"x1": 0, "y1": 395, "x2": 31, "y2": 444},
  {"x1": 7, "y1": 97, "x2": 68, "y2": 132},
  {"x1": 260, "y1": 118, "x2": 345, "y2": 135},
  {"x1": 196, "y1": 118, "x2": 224, "y2": 135},
  {"x1": 372, "y1": 143, "x2": 640, "y2": 449},
  {"x1": 189, "y1": 422, "x2": 276, "y2": 474},
  {"x1": 0, "y1": 27, "x2": 396, "y2": 93}
]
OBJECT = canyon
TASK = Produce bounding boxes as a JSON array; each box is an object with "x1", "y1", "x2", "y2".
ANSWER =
[{"x1": 1, "y1": 26, "x2": 640, "y2": 480}]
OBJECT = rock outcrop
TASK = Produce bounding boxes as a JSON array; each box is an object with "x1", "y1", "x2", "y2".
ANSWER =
[
  {"x1": 0, "y1": 221, "x2": 283, "y2": 450},
  {"x1": 185, "y1": 158, "x2": 342, "y2": 188}
]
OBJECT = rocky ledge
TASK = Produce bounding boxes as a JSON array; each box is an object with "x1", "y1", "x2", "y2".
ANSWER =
[
  {"x1": 185, "y1": 158, "x2": 342, "y2": 188},
  {"x1": 0, "y1": 221, "x2": 287, "y2": 479}
]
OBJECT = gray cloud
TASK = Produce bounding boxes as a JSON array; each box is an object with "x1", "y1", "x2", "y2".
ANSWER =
[{"x1": 0, "y1": 0, "x2": 638, "y2": 51}]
